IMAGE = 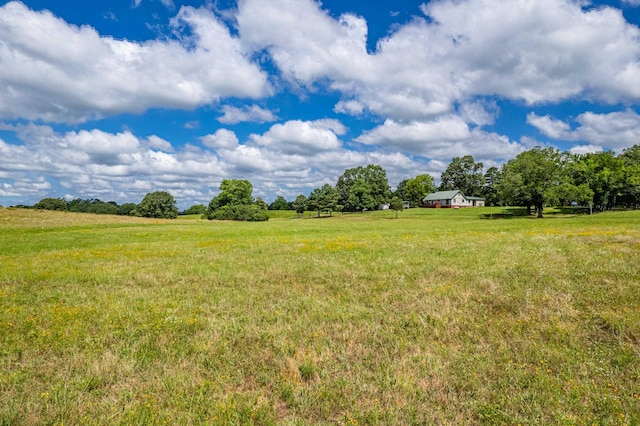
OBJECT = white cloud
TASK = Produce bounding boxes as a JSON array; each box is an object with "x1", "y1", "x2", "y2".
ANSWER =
[
  {"x1": 528, "y1": 109, "x2": 640, "y2": 150},
  {"x1": 334, "y1": 100, "x2": 365, "y2": 115},
  {"x1": 623, "y1": 0, "x2": 640, "y2": 6},
  {"x1": 0, "y1": 2, "x2": 270, "y2": 123},
  {"x1": 238, "y1": 0, "x2": 640, "y2": 121},
  {"x1": 356, "y1": 117, "x2": 525, "y2": 161},
  {"x1": 201, "y1": 129, "x2": 239, "y2": 150},
  {"x1": 412, "y1": 0, "x2": 640, "y2": 105},
  {"x1": 458, "y1": 101, "x2": 499, "y2": 126},
  {"x1": 0, "y1": 124, "x2": 229, "y2": 205},
  {"x1": 238, "y1": 0, "x2": 371, "y2": 83},
  {"x1": 572, "y1": 110, "x2": 640, "y2": 149},
  {"x1": 250, "y1": 119, "x2": 346, "y2": 155},
  {"x1": 527, "y1": 113, "x2": 572, "y2": 139},
  {"x1": 0, "y1": 118, "x2": 517, "y2": 207},
  {"x1": 569, "y1": 144, "x2": 605, "y2": 155},
  {"x1": 131, "y1": 0, "x2": 174, "y2": 9},
  {"x1": 218, "y1": 105, "x2": 278, "y2": 124},
  {"x1": 146, "y1": 135, "x2": 173, "y2": 152}
]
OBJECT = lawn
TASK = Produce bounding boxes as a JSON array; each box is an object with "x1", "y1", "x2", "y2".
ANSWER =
[{"x1": 1, "y1": 206, "x2": 639, "y2": 425}]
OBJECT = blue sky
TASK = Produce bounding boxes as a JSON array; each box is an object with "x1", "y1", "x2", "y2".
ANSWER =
[{"x1": 1, "y1": 0, "x2": 640, "y2": 209}]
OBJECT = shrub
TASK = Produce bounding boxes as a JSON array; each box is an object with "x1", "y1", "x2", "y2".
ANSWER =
[
  {"x1": 207, "y1": 204, "x2": 269, "y2": 221},
  {"x1": 34, "y1": 198, "x2": 67, "y2": 211}
]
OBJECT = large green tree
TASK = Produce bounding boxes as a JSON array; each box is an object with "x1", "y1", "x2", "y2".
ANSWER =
[
  {"x1": 439, "y1": 155, "x2": 485, "y2": 197},
  {"x1": 571, "y1": 151, "x2": 625, "y2": 212},
  {"x1": 206, "y1": 179, "x2": 267, "y2": 221},
  {"x1": 336, "y1": 164, "x2": 391, "y2": 212},
  {"x1": 482, "y1": 167, "x2": 502, "y2": 206},
  {"x1": 619, "y1": 145, "x2": 640, "y2": 209},
  {"x1": 67, "y1": 198, "x2": 120, "y2": 215},
  {"x1": 307, "y1": 184, "x2": 339, "y2": 217},
  {"x1": 209, "y1": 179, "x2": 254, "y2": 210},
  {"x1": 132, "y1": 191, "x2": 178, "y2": 219},
  {"x1": 34, "y1": 197, "x2": 67, "y2": 211},
  {"x1": 394, "y1": 179, "x2": 409, "y2": 201},
  {"x1": 292, "y1": 194, "x2": 307, "y2": 217},
  {"x1": 498, "y1": 147, "x2": 563, "y2": 218},
  {"x1": 403, "y1": 174, "x2": 436, "y2": 207}
]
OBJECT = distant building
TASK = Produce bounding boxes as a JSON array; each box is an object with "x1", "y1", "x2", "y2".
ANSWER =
[{"x1": 423, "y1": 190, "x2": 485, "y2": 208}]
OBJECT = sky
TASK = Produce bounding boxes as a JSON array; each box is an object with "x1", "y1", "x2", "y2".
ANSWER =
[{"x1": 1, "y1": 0, "x2": 640, "y2": 209}]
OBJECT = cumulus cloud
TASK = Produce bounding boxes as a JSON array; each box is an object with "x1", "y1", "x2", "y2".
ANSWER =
[
  {"x1": 218, "y1": 105, "x2": 278, "y2": 124},
  {"x1": 238, "y1": 0, "x2": 371, "y2": 83},
  {"x1": 527, "y1": 113, "x2": 573, "y2": 139},
  {"x1": 201, "y1": 129, "x2": 239, "y2": 150},
  {"x1": 458, "y1": 101, "x2": 499, "y2": 126},
  {"x1": 0, "y1": 1, "x2": 270, "y2": 123},
  {"x1": 238, "y1": 0, "x2": 640, "y2": 121},
  {"x1": 250, "y1": 119, "x2": 347, "y2": 155},
  {"x1": 0, "y1": 124, "x2": 228, "y2": 205},
  {"x1": 0, "y1": 122, "x2": 428, "y2": 207},
  {"x1": 356, "y1": 116, "x2": 524, "y2": 161},
  {"x1": 528, "y1": 109, "x2": 640, "y2": 151},
  {"x1": 334, "y1": 100, "x2": 365, "y2": 115},
  {"x1": 146, "y1": 135, "x2": 173, "y2": 152},
  {"x1": 569, "y1": 144, "x2": 605, "y2": 155}
]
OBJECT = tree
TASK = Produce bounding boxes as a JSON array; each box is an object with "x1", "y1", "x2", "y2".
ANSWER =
[
  {"x1": 336, "y1": 164, "x2": 391, "y2": 212},
  {"x1": 394, "y1": 179, "x2": 409, "y2": 201},
  {"x1": 292, "y1": 194, "x2": 307, "y2": 217},
  {"x1": 390, "y1": 196, "x2": 404, "y2": 218},
  {"x1": 307, "y1": 184, "x2": 339, "y2": 217},
  {"x1": 89, "y1": 200, "x2": 119, "y2": 215},
  {"x1": 66, "y1": 198, "x2": 91, "y2": 213},
  {"x1": 132, "y1": 191, "x2": 178, "y2": 219},
  {"x1": 439, "y1": 155, "x2": 484, "y2": 197},
  {"x1": 498, "y1": 147, "x2": 563, "y2": 218},
  {"x1": 67, "y1": 198, "x2": 121, "y2": 215},
  {"x1": 572, "y1": 151, "x2": 625, "y2": 212},
  {"x1": 208, "y1": 204, "x2": 269, "y2": 221},
  {"x1": 619, "y1": 145, "x2": 640, "y2": 209},
  {"x1": 269, "y1": 196, "x2": 290, "y2": 210},
  {"x1": 482, "y1": 167, "x2": 502, "y2": 206},
  {"x1": 181, "y1": 204, "x2": 207, "y2": 215},
  {"x1": 34, "y1": 197, "x2": 67, "y2": 211},
  {"x1": 206, "y1": 179, "x2": 268, "y2": 221},
  {"x1": 255, "y1": 197, "x2": 269, "y2": 211},
  {"x1": 209, "y1": 179, "x2": 254, "y2": 210},
  {"x1": 118, "y1": 203, "x2": 137, "y2": 216},
  {"x1": 619, "y1": 144, "x2": 640, "y2": 165},
  {"x1": 403, "y1": 174, "x2": 436, "y2": 207}
]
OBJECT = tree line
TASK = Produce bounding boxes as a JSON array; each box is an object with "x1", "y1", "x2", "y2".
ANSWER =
[
  {"x1": 288, "y1": 144, "x2": 640, "y2": 218},
  {"x1": 22, "y1": 144, "x2": 640, "y2": 220}
]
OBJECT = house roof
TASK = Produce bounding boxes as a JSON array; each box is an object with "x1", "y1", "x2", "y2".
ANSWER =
[{"x1": 424, "y1": 190, "x2": 462, "y2": 201}]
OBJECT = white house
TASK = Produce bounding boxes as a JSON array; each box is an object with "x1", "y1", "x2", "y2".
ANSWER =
[{"x1": 423, "y1": 190, "x2": 485, "y2": 208}]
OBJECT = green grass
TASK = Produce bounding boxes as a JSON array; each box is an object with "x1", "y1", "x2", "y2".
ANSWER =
[{"x1": 1, "y1": 206, "x2": 639, "y2": 425}]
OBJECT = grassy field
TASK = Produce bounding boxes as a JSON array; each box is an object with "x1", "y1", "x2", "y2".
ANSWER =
[{"x1": 1, "y1": 206, "x2": 639, "y2": 425}]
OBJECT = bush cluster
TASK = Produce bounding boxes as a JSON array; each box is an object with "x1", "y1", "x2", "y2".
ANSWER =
[{"x1": 206, "y1": 204, "x2": 269, "y2": 222}]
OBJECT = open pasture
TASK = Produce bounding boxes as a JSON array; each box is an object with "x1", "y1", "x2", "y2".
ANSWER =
[{"x1": 1, "y1": 207, "x2": 639, "y2": 425}]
